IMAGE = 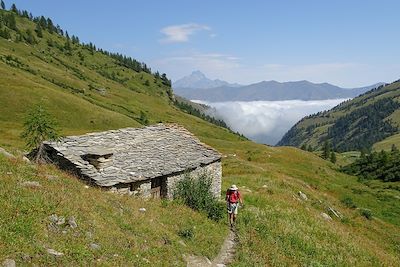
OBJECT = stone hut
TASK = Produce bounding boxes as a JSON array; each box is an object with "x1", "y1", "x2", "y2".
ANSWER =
[{"x1": 43, "y1": 124, "x2": 222, "y2": 199}]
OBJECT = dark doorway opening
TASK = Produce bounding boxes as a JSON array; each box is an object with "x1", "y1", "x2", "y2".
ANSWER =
[{"x1": 151, "y1": 177, "x2": 166, "y2": 199}]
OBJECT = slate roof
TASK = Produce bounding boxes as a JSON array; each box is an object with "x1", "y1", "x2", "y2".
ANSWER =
[{"x1": 44, "y1": 124, "x2": 221, "y2": 187}]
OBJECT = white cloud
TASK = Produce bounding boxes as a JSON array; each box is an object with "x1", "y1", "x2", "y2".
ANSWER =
[
  {"x1": 196, "y1": 99, "x2": 347, "y2": 145},
  {"x1": 160, "y1": 23, "x2": 211, "y2": 43}
]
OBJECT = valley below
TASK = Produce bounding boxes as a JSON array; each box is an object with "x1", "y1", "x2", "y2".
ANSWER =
[{"x1": 194, "y1": 98, "x2": 347, "y2": 145}]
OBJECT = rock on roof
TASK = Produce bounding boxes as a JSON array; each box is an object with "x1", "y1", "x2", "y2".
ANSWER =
[{"x1": 44, "y1": 124, "x2": 221, "y2": 187}]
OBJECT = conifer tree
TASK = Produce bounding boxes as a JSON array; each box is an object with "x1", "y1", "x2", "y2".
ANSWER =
[
  {"x1": 330, "y1": 151, "x2": 337, "y2": 163},
  {"x1": 1, "y1": 0, "x2": 5, "y2": 10},
  {"x1": 21, "y1": 104, "x2": 60, "y2": 163},
  {"x1": 307, "y1": 145, "x2": 313, "y2": 152},
  {"x1": 322, "y1": 140, "x2": 331, "y2": 159},
  {"x1": 10, "y1": 3, "x2": 17, "y2": 13},
  {"x1": 35, "y1": 23, "x2": 43, "y2": 38}
]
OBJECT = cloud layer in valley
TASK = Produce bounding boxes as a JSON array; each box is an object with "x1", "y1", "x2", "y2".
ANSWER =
[{"x1": 197, "y1": 99, "x2": 347, "y2": 145}]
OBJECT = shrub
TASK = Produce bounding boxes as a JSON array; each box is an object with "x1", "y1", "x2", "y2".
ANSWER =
[
  {"x1": 174, "y1": 173, "x2": 224, "y2": 221},
  {"x1": 360, "y1": 208, "x2": 373, "y2": 220},
  {"x1": 178, "y1": 227, "x2": 194, "y2": 239},
  {"x1": 341, "y1": 196, "x2": 357, "y2": 208}
]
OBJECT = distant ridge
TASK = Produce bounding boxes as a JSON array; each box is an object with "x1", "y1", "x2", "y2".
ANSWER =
[
  {"x1": 173, "y1": 70, "x2": 241, "y2": 89},
  {"x1": 173, "y1": 72, "x2": 383, "y2": 101}
]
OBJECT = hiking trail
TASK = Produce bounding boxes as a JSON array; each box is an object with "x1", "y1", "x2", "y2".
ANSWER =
[{"x1": 185, "y1": 229, "x2": 237, "y2": 267}]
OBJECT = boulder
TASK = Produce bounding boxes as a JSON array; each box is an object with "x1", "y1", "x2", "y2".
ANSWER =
[
  {"x1": 298, "y1": 191, "x2": 308, "y2": 201},
  {"x1": 68, "y1": 216, "x2": 78, "y2": 229},
  {"x1": 321, "y1": 212, "x2": 332, "y2": 221},
  {"x1": 47, "y1": 248, "x2": 64, "y2": 257},
  {"x1": 0, "y1": 147, "x2": 14, "y2": 159},
  {"x1": 20, "y1": 181, "x2": 41, "y2": 188},
  {"x1": 1, "y1": 259, "x2": 16, "y2": 267},
  {"x1": 90, "y1": 243, "x2": 101, "y2": 250}
]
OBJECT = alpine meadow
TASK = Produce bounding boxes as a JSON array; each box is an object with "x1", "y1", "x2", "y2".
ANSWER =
[{"x1": 0, "y1": 1, "x2": 400, "y2": 266}]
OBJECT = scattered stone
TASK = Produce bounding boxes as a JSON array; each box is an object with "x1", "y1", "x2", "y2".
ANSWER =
[
  {"x1": 139, "y1": 208, "x2": 146, "y2": 212},
  {"x1": 321, "y1": 212, "x2": 332, "y2": 221},
  {"x1": 142, "y1": 258, "x2": 150, "y2": 264},
  {"x1": 90, "y1": 243, "x2": 101, "y2": 250},
  {"x1": 49, "y1": 214, "x2": 59, "y2": 223},
  {"x1": 0, "y1": 147, "x2": 15, "y2": 159},
  {"x1": 1, "y1": 259, "x2": 16, "y2": 267},
  {"x1": 262, "y1": 185, "x2": 268, "y2": 188},
  {"x1": 84, "y1": 185, "x2": 89, "y2": 189},
  {"x1": 45, "y1": 174, "x2": 58, "y2": 181},
  {"x1": 62, "y1": 230, "x2": 67, "y2": 234},
  {"x1": 6, "y1": 172, "x2": 12, "y2": 175},
  {"x1": 56, "y1": 216, "x2": 65, "y2": 225},
  {"x1": 47, "y1": 248, "x2": 64, "y2": 257},
  {"x1": 216, "y1": 264, "x2": 226, "y2": 267},
  {"x1": 22, "y1": 156, "x2": 31, "y2": 163},
  {"x1": 68, "y1": 216, "x2": 78, "y2": 228},
  {"x1": 178, "y1": 240, "x2": 187, "y2": 247},
  {"x1": 327, "y1": 207, "x2": 342, "y2": 219},
  {"x1": 298, "y1": 191, "x2": 308, "y2": 201},
  {"x1": 21, "y1": 253, "x2": 32, "y2": 262},
  {"x1": 20, "y1": 181, "x2": 41, "y2": 188},
  {"x1": 49, "y1": 214, "x2": 65, "y2": 226}
]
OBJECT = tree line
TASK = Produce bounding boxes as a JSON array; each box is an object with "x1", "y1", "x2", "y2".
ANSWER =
[
  {"x1": 341, "y1": 145, "x2": 400, "y2": 182},
  {"x1": 0, "y1": 1, "x2": 170, "y2": 81}
]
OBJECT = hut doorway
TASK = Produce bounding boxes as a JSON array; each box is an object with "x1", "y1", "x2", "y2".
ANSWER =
[{"x1": 151, "y1": 177, "x2": 166, "y2": 199}]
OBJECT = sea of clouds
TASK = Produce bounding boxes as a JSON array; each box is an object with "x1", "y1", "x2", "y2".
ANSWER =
[{"x1": 193, "y1": 99, "x2": 347, "y2": 145}]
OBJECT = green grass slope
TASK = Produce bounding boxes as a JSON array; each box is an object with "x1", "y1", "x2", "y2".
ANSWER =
[
  {"x1": 0, "y1": 7, "x2": 399, "y2": 266},
  {"x1": 278, "y1": 81, "x2": 400, "y2": 152}
]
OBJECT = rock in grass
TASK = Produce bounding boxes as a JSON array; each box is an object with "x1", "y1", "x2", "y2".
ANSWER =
[
  {"x1": 321, "y1": 212, "x2": 332, "y2": 221},
  {"x1": 22, "y1": 156, "x2": 31, "y2": 163},
  {"x1": 20, "y1": 181, "x2": 41, "y2": 188},
  {"x1": 90, "y1": 243, "x2": 101, "y2": 250},
  {"x1": 47, "y1": 248, "x2": 64, "y2": 257},
  {"x1": 68, "y1": 216, "x2": 78, "y2": 228},
  {"x1": 0, "y1": 147, "x2": 15, "y2": 159},
  {"x1": 298, "y1": 191, "x2": 308, "y2": 201},
  {"x1": 139, "y1": 208, "x2": 146, "y2": 212},
  {"x1": 1, "y1": 259, "x2": 16, "y2": 267}
]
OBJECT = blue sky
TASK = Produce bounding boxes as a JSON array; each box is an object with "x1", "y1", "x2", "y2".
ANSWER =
[{"x1": 8, "y1": 0, "x2": 400, "y2": 87}]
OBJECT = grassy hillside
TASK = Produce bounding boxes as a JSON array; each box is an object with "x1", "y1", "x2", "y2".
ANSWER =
[
  {"x1": 278, "y1": 81, "x2": 400, "y2": 152},
  {"x1": 0, "y1": 6, "x2": 399, "y2": 266}
]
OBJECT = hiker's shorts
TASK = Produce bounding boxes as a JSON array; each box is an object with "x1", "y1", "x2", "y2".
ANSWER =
[{"x1": 227, "y1": 202, "x2": 239, "y2": 215}]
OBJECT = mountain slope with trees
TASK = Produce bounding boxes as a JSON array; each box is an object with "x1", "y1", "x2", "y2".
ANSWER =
[
  {"x1": 0, "y1": 3, "x2": 399, "y2": 266},
  {"x1": 278, "y1": 81, "x2": 400, "y2": 151}
]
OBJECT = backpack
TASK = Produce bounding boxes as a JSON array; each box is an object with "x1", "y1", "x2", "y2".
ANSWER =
[{"x1": 228, "y1": 190, "x2": 239, "y2": 203}]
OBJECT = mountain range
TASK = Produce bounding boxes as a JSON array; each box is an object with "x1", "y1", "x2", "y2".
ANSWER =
[
  {"x1": 173, "y1": 70, "x2": 241, "y2": 89},
  {"x1": 173, "y1": 71, "x2": 383, "y2": 101}
]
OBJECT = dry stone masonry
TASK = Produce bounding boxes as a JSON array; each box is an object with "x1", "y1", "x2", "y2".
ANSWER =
[{"x1": 43, "y1": 124, "x2": 222, "y2": 199}]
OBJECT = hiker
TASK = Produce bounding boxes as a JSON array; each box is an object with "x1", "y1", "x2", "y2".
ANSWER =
[{"x1": 226, "y1": 184, "x2": 243, "y2": 228}]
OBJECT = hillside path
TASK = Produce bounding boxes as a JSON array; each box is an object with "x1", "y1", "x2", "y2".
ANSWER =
[{"x1": 186, "y1": 229, "x2": 237, "y2": 267}]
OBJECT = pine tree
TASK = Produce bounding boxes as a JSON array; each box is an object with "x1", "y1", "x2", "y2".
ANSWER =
[
  {"x1": 307, "y1": 145, "x2": 313, "y2": 152},
  {"x1": 10, "y1": 3, "x2": 17, "y2": 13},
  {"x1": 391, "y1": 144, "x2": 399, "y2": 153},
  {"x1": 20, "y1": 104, "x2": 60, "y2": 163},
  {"x1": 35, "y1": 23, "x2": 43, "y2": 38},
  {"x1": 300, "y1": 144, "x2": 307, "y2": 150},
  {"x1": 330, "y1": 151, "x2": 337, "y2": 163},
  {"x1": 322, "y1": 140, "x2": 331, "y2": 159},
  {"x1": 1, "y1": 0, "x2": 5, "y2": 10}
]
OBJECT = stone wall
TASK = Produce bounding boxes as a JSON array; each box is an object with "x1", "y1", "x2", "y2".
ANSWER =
[
  {"x1": 109, "y1": 180, "x2": 152, "y2": 199},
  {"x1": 165, "y1": 160, "x2": 222, "y2": 199}
]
